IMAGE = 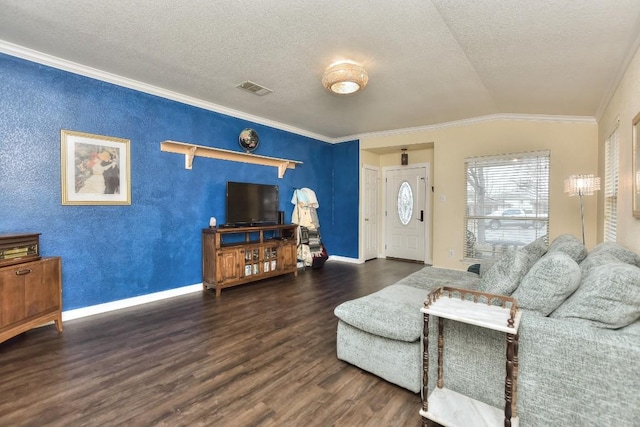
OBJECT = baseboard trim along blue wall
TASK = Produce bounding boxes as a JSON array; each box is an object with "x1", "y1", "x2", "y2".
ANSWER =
[
  {"x1": 60, "y1": 256, "x2": 360, "y2": 321},
  {"x1": 0, "y1": 52, "x2": 360, "y2": 311}
]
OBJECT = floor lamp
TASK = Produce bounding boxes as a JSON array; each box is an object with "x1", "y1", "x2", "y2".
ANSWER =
[{"x1": 564, "y1": 174, "x2": 601, "y2": 244}]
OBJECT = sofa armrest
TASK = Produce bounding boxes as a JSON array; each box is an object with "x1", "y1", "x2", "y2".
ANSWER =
[{"x1": 518, "y1": 314, "x2": 639, "y2": 426}]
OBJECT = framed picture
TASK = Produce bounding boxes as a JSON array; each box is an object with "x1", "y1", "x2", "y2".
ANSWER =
[
  {"x1": 634, "y1": 113, "x2": 640, "y2": 218},
  {"x1": 61, "y1": 130, "x2": 131, "y2": 205}
]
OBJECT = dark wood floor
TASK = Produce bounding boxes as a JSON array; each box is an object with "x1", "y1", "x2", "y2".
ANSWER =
[{"x1": 0, "y1": 259, "x2": 425, "y2": 427}]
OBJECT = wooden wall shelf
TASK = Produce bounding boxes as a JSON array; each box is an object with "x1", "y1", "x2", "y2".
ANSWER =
[{"x1": 160, "y1": 140, "x2": 302, "y2": 178}]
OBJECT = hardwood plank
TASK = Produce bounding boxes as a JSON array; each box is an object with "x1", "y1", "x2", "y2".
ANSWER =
[{"x1": 0, "y1": 259, "x2": 424, "y2": 426}]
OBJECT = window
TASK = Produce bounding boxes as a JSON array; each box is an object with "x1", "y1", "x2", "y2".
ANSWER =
[
  {"x1": 397, "y1": 181, "x2": 413, "y2": 225},
  {"x1": 464, "y1": 151, "x2": 550, "y2": 260},
  {"x1": 604, "y1": 127, "x2": 619, "y2": 242}
]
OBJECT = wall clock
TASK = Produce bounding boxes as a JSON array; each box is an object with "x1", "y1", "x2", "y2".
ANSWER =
[{"x1": 239, "y1": 128, "x2": 259, "y2": 153}]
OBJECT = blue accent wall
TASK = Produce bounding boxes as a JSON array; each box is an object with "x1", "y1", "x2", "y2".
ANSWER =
[
  {"x1": 0, "y1": 53, "x2": 360, "y2": 310},
  {"x1": 328, "y1": 140, "x2": 360, "y2": 258}
]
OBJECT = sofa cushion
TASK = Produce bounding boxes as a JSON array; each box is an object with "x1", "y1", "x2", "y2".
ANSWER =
[
  {"x1": 581, "y1": 241, "x2": 640, "y2": 276},
  {"x1": 478, "y1": 249, "x2": 534, "y2": 296},
  {"x1": 547, "y1": 234, "x2": 587, "y2": 263},
  {"x1": 511, "y1": 252, "x2": 581, "y2": 316},
  {"x1": 395, "y1": 266, "x2": 480, "y2": 291},
  {"x1": 619, "y1": 321, "x2": 640, "y2": 337},
  {"x1": 579, "y1": 251, "x2": 622, "y2": 276},
  {"x1": 590, "y1": 241, "x2": 640, "y2": 265},
  {"x1": 479, "y1": 258, "x2": 498, "y2": 277},
  {"x1": 333, "y1": 284, "x2": 427, "y2": 342},
  {"x1": 550, "y1": 263, "x2": 640, "y2": 328}
]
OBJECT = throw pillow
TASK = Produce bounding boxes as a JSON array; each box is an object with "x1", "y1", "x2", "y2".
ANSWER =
[
  {"x1": 589, "y1": 242, "x2": 640, "y2": 267},
  {"x1": 520, "y1": 235, "x2": 549, "y2": 260},
  {"x1": 547, "y1": 234, "x2": 587, "y2": 263},
  {"x1": 511, "y1": 252, "x2": 581, "y2": 316},
  {"x1": 550, "y1": 263, "x2": 640, "y2": 329},
  {"x1": 579, "y1": 251, "x2": 621, "y2": 276},
  {"x1": 479, "y1": 257, "x2": 498, "y2": 277},
  {"x1": 478, "y1": 249, "x2": 533, "y2": 296},
  {"x1": 580, "y1": 242, "x2": 640, "y2": 276}
]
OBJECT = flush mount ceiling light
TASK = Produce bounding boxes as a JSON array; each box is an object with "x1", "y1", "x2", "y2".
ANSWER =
[{"x1": 321, "y1": 62, "x2": 368, "y2": 95}]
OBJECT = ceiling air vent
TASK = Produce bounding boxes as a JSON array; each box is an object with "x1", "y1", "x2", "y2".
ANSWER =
[{"x1": 236, "y1": 80, "x2": 273, "y2": 96}]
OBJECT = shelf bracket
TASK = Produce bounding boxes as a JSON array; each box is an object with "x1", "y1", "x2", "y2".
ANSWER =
[
  {"x1": 278, "y1": 161, "x2": 290, "y2": 179},
  {"x1": 185, "y1": 146, "x2": 197, "y2": 169}
]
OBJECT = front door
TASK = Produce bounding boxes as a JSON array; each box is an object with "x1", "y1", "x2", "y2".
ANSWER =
[{"x1": 385, "y1": 166, "x2": 428, "y2": 262}]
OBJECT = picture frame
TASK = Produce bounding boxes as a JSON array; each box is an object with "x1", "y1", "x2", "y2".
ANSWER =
[
  {"x1": 634, "y1": 113, "x2": 640, "y2": 218},
  {"x1": 61, "y1": 130, "x2": 131, "y2": 205}
]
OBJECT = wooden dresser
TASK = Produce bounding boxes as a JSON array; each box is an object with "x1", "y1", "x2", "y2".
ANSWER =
[{"x1": 0, "y1": 257, "x2": 63, "y2": 344}]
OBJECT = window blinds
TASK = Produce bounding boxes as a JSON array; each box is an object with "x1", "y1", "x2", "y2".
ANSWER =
[
  {"x1": 604, "y1": 128, "x2": 619, "y2": 242},
  {"x1": 464, "y1": 151, "x2": 550, "y2": 260}
]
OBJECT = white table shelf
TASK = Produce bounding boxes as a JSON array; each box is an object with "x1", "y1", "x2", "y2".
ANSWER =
[
  {"x1": 419, "y1": 387, "x2": 519, "y2": 427},
  {"x1": 420, "y1": 295, "x2": 521, "y2": 333}
]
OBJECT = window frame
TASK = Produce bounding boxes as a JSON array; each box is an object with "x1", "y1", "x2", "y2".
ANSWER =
[{"x1": 464, "y1": 150, "x2": 550, "y2": 261}]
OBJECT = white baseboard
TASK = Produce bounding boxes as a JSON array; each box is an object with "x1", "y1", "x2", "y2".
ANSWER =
[
  {"x1": 62, "y1": 283, "x2": 203, "y2": 321},
  {"x1": 328, "y1": 255, "x2": 363, "y2": 264},
  {"x1": 60, "y1": 257, "x2": 359, "y2": 322}
]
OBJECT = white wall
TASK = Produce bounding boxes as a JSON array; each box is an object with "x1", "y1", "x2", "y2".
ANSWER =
[
  {"x1": 361, "y1": 117, "x2": 599, "y2": 269},
  {"x1": 597, "y1": 44, "x2": 640, "y2": 254}
]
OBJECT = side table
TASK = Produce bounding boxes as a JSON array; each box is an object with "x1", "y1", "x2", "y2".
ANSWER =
[{"x1": 420, "y1": 286, "x2": 522, "y2": 427}]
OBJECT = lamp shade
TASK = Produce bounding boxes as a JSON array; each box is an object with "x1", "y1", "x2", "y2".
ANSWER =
[
  {"x1": 322, "y1": 62, "x2": 368, "y2": 94},
  {"x1": 564, "y1": 174, "x2": 601, "y2": 196}
]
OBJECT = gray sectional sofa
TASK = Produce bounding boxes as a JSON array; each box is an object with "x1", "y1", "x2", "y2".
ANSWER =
[{"x1": 334, "y1": 235, "x2": 640, "y2": 426}]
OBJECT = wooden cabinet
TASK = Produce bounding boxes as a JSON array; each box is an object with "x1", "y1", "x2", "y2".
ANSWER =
[
  {"x1": 0, "y1": 257, "x2": 62, "y2": 344},
  {"x1": 216, "y1": 248, "x2": 243, "y2": 284},
  {"x1": 280, "y1": 242, "x2": 298, "y2": 271},
  {"x1": 202, "y1": 225, "x2": 298, "y2": 296}
]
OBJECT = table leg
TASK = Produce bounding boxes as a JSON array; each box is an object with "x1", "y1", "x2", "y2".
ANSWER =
[
  {"x1": 422, "y1": 313, "x2": 430, "y2": 414},
  {"x1": 437, "y1": 317, "x2": 444, "y2": 389},
  {"x1": 504, "y1": 332, "x2": 515, "y2": 427},
  {"x1": 513, "y1": 332, "x2": 519, "y2": 418}
]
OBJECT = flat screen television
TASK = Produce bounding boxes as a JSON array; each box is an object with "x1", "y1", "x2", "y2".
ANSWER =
[{"x1": 226, "y1": 181, "x2": 279, "y2": 226}]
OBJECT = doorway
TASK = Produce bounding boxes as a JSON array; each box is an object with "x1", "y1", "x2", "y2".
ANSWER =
[
  {"x1": 383, "y1": 164, "x2": 431, "y2": 263},
  {"x1": 362, "y1": 165, "x2": 379, "y2": 261}
]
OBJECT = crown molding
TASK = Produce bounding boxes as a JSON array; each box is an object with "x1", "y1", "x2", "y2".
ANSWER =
[
  {"x1": 0, "y1": 40, "x2": 333, "y2": 143},
  {"x1": 338, "y1": 113, "x2": 596, "y2": 142},
  {"x1": 1, "y1": 40, "x2": 598, "y2": 146}
]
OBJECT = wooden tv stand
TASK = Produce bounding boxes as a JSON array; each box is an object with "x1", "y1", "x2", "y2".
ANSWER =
[{"x1": 202, "y1": 224, "x2": 298, "y2": 296}]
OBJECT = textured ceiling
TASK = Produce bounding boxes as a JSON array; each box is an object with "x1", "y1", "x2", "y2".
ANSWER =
[{"x1": 1, "y1": 0, "x2": 639, "y2": 141}]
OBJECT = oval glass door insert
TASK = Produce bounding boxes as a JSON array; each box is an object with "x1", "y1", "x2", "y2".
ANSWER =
[{"x1": 397, "y1": 181, "x2": 413, "y2": 225}]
